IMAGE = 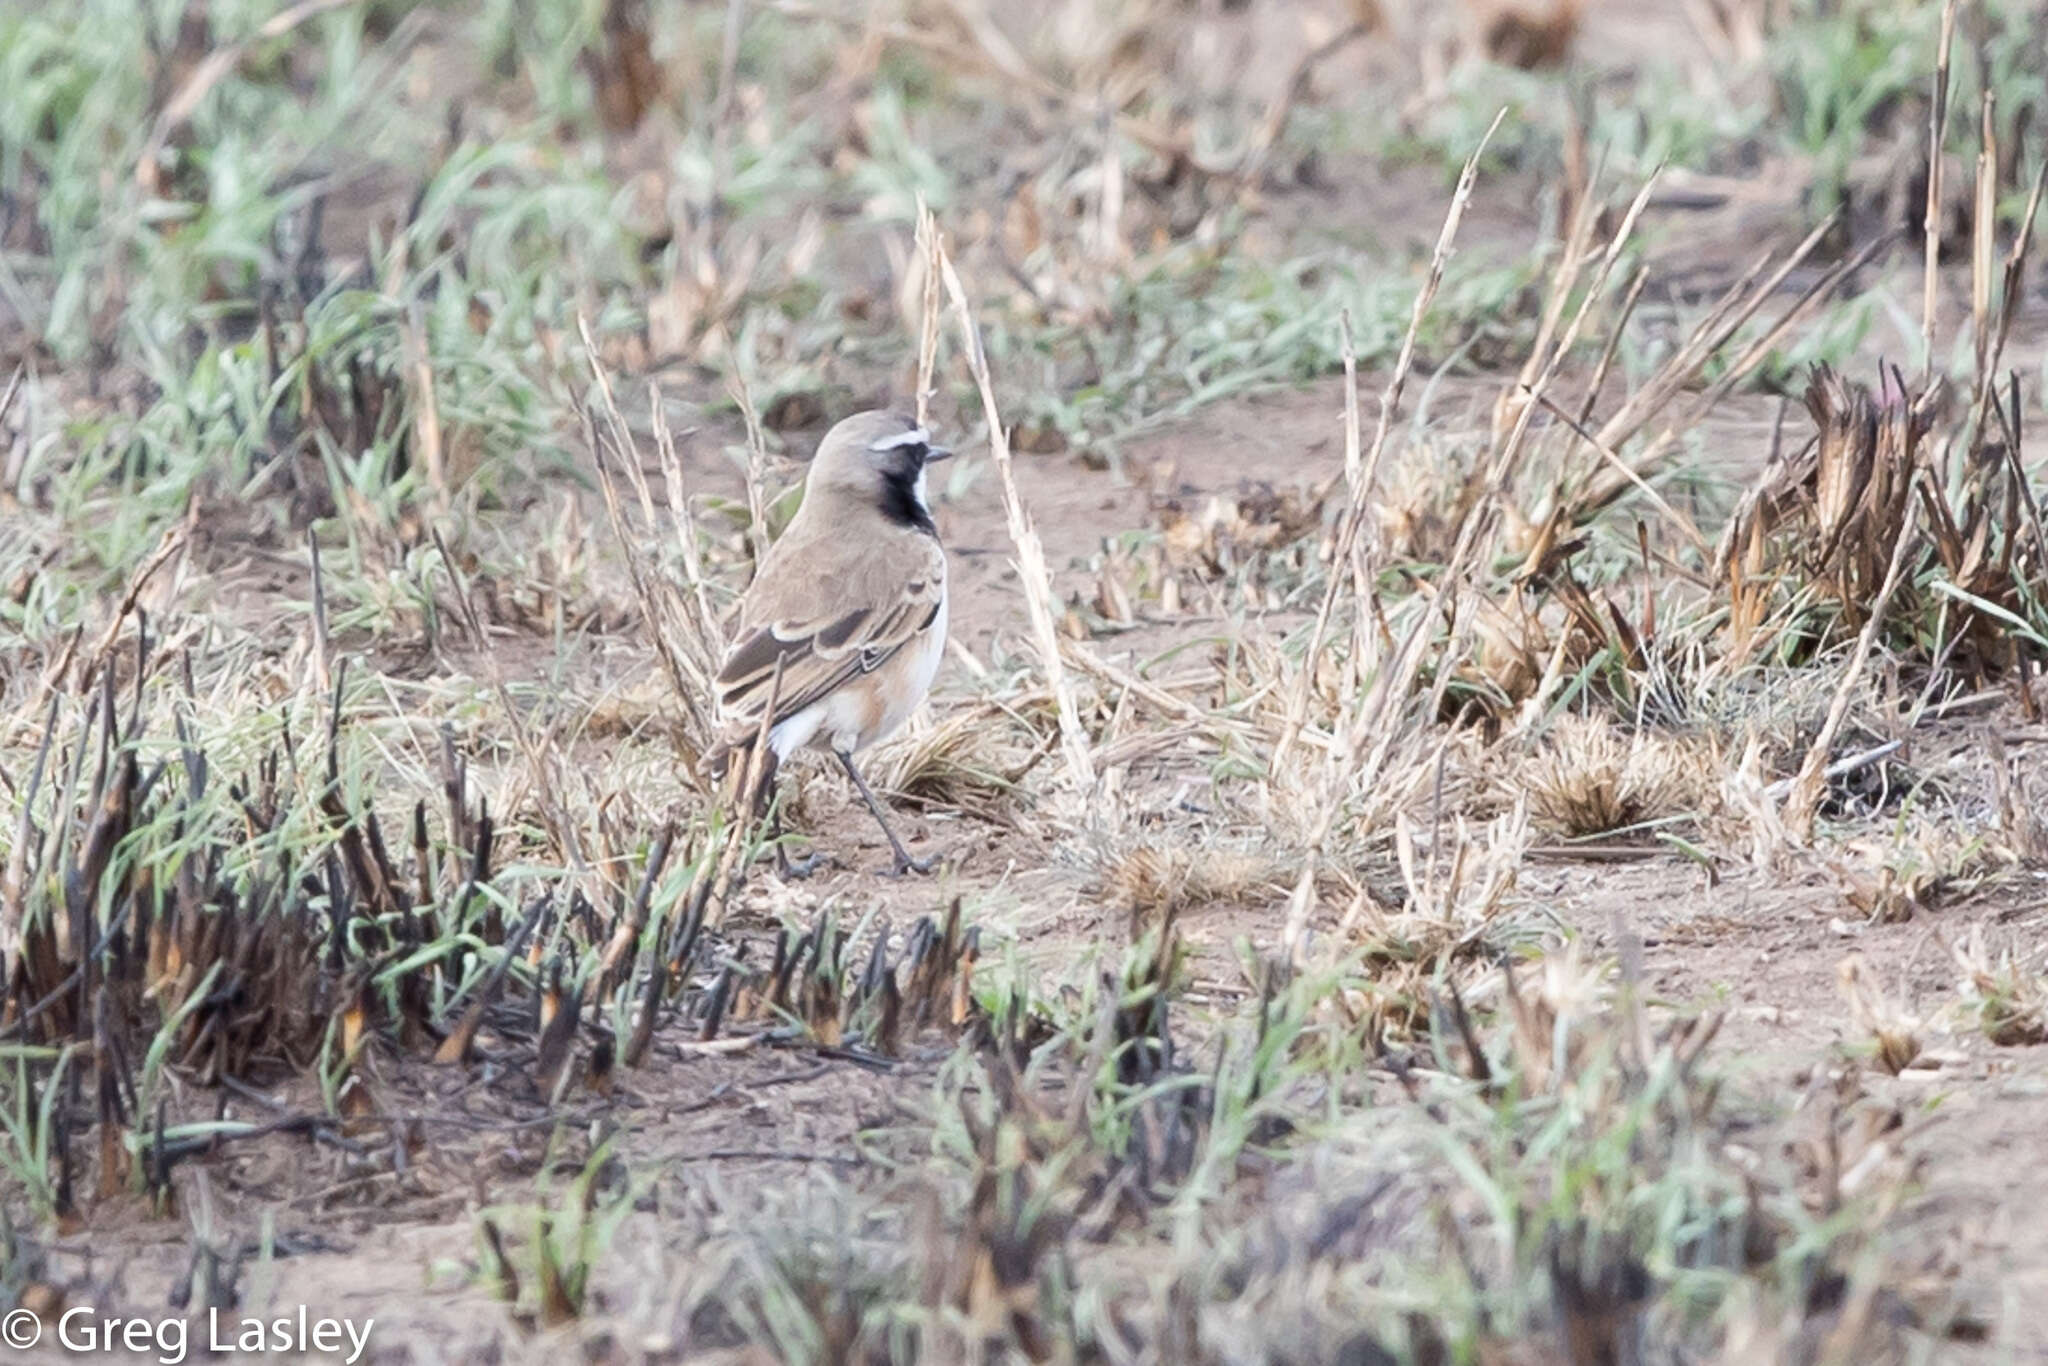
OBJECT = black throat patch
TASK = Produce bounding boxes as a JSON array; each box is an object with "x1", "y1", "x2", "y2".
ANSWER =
[{"x1": 878, "y1": 467, "x2": 937, "y2": 536}]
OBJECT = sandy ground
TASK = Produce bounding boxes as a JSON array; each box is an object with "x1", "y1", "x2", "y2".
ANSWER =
[{"x1": 10, "y1": 0, "x2": 2048, "y2": 1356}]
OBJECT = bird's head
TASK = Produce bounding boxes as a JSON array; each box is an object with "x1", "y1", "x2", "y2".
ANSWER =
[{"x1": 804, "y1": 410, "x2": 954, "y2": 531}]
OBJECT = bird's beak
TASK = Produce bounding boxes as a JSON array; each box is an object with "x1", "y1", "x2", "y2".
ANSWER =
[{"x1": 923, "y1": 444, "x2": 955, "y2": 463}]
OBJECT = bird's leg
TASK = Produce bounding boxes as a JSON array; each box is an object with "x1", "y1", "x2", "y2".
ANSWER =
[
  {"x1": 749, "y1": 749, "x2": 821, "y2": 880},
  {"x1": 836, "y1": 750, "x2": 933, "y2": 876},
  {"x1": 769, "y1": 798, "x2": 823, "y2": 880}
]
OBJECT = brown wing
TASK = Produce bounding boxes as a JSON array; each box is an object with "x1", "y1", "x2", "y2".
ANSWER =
[
  {"x1": 713, "y1": 589, "x2": 940, "y2": 737},
  {"x1": 703, "y1": 497, "x2": 946, "y2": 775}
]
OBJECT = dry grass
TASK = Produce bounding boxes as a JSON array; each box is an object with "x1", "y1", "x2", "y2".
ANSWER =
[
  {"x1": 877, "y1": 701, "x2": 1051, "y2": 822},
  {"x1": 1948, "y1": 921, "x2": 2048, "y2": 1047},
  {"x1": 3, "y1": 0, "x2": 2046, "y2": 1358},
  {"x1": 1839, "y1": 953, "x2": 1924, "y2": 1075},
  {"x1": 1102, "y1": 840, "x2": 1280, "y2": 923},
  {"x1": 1517, "y1": 713, "x2": 1713, "y2": 838}
]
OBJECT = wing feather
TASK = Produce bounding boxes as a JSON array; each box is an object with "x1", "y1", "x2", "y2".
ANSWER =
[
  {"x1": 712, "y1": 580, "x2": 942, "y2": 753},
  {"x1": 701, "y1": 512, "x2": 946, "y2": 775}
]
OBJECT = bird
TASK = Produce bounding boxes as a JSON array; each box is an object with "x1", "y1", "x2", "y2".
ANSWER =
[{"x1": 705, "y1": 409, "x2": 953, "y2": 875}]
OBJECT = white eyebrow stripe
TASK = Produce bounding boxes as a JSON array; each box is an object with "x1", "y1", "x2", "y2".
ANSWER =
[{"x1": 868, "y1": 427, "x2": 930, "y2": 451}]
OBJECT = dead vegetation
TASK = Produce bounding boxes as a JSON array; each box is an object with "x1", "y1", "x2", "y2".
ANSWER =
[
  {"x1": 1517, "y1": 712, "x2": 1711, "y2": 837},
  {"x1": 4, "y1": 0, "x2": 2048, "y2": 1359}
]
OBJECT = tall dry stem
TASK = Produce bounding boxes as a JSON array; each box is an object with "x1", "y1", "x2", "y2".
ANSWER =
[
  {"x1": 1272, "y1": 110, "x2": 1503, "y2": 774},
  {"x1": 1922, "y1": 0, "x2": 1959, "y2": 381},
  {"x1": 932, "y1": 228, "x2": 1096, "y2": 794}
]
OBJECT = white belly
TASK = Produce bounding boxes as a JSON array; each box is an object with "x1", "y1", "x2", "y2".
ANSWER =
[{"x1": 872, "y1": 592, "x2": 947, "y2": 745}]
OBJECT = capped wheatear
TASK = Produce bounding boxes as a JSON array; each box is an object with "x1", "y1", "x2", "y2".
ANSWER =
[{"x1": 706, "y1": 410, "x2": 952, "y2": 875}]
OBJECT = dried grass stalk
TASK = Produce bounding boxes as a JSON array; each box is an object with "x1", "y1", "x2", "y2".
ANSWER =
[
  {"x1": 1921, "y1": 0, "x2": 1960, "y2": 380},
  {"x1": 931, "y1": 210, "x2": 1097, "y2": 793},
  {"x1": 1273, "y1": 110, "x2": 1504, "y2": 774},
  {"x1": 576, "y1": 316, "x2": 717, "y2": 771}
]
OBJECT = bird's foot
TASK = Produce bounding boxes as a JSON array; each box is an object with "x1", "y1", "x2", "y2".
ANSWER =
[
  {"x1": 881, "y1": 850, "x2": 937, "y2": 878},
  {"x1": 775, "y1": 844, "x2": 827, "y2": 880}
]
